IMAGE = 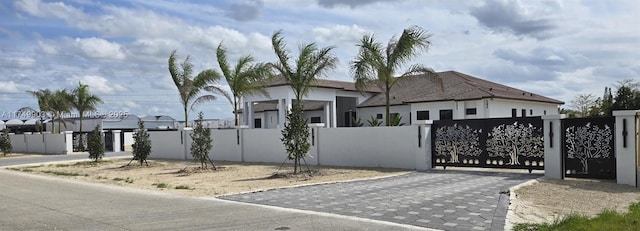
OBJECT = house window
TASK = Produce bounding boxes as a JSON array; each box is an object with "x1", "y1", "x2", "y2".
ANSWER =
[
  {"x1": 439, "y1": 110, "x2": 453, "y2": 120},
  {"x1": 417, "y1": 110, "x2": 429, "y2": 120},
  {"x1": 310, "y1": 117, "x2": 321, "y2": 123},
  {"x1": 544, "y1": 110, "x2": 547, "y2": 115},
  {"x1": 512, "y1": 109, "x2": 517, "y2": 118},
  {"x1": 465, "y1": 108, "x2": 477, "y2": 115},
  {"x1": 376, "y1": 113, "x2": 383, "y2": 119},
  {"x1": 254, "y1": 118, "x2": 262, "y2": 128},
  {"x1": 529, "y1": 109, "x2": 533, "y2": 115},
  {"x1": 521, "y1": 109, "x2": 526, "y2": 118}
]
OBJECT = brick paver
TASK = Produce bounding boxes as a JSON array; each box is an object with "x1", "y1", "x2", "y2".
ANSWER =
[{"x1": 221, "y1": 170, "x2": 540, "y2": 231}]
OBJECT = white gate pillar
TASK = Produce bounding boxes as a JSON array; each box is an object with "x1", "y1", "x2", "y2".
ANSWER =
[
  {"x1": 415, "y1": 120, "x2": 433, "y2": 170},
  {"x1": 542, "y1": 115, "x2": 566, "y2": 179},
  {"x1": 64, "y1": 131, "x2": 73, "y2": 154},
  {"x1": 112, "y1": 130, "x2": 122, "y2": 152},
  {"x1": 613, "y1": 110, "x2": 639, "y2": 187}
]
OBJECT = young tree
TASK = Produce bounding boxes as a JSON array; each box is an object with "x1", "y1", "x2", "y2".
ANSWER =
[
  {"x1": 0, "y1": 129, "x2": 12, "y2": 156},
  {"x1": 190, "y1": 112, "x2": 216, "y2": 169},
  {"x1": 87, "y1": 125, "x2": 104, "y2": 162},
  {"x1": 270, "y1": 30, "x2": 338, "y2": 173},
  {"x1": 71, "y1": 83, "x2": 103, "y2": 150},
  {"x1": 280, "y1": 103, "x2": 311, "y2": 174},
  {"x1": 351, "y1": 26, "x2": 438, "y2": 126},
  {"x1": 169, "y1": 50, "x2": 230, "y2": 127},
  {"x1": 216, "y1": 42, "x2": 273, "y2": 126},
  {"x1": 130, "y1": 120, "x2": 151, "y2": 166}
]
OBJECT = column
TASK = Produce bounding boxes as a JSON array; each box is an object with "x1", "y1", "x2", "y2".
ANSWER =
[
  {"x1": 64, "y1": 131, "x2": 73, "y2": 154},
  {"x1": 324, "y1": 102, "x2": 331, "y2": 128},
  {"x1": 330, "y1": 100, "x2": 337, "y2": 128},
  {"x1": 112, "y1": 130, "x2": 122, "y2": 152},
  {"x1": 542, "y1": 115, "x2": 566, "y2": 179},
  {"x1": 246, "y1": 101, "x2": 253, "y2": 128},
  {"x1": 613, "y1": 110, "x2": 639, "y2": 187},
  {"x1": 182, "y1": 127, "x2": 193, "y2": 160},
  {"x1": 278, "y1": 98, "x2": 286, "y2": 128}
]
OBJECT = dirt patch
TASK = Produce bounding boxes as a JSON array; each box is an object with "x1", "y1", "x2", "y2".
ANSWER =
[
  {"x1": 8, "y1": 158, "x2": 409, "y2": 197},
  {"x1": 510, "y1": 177, "x2": 640, "y2": 225}
]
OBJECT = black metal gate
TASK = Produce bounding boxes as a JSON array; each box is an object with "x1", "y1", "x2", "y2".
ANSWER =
[
  {"x1": 432, "y1": 117, "x2": 544, "y2": 171},
  {"x1": 562, "y1": 117, "x2": 616, "y2": 179},
  {"x1": 72, "y1": 132, "x2": 89, "y2": 152}
]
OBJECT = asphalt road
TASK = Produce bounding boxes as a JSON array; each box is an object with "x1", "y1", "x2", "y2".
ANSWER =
[
  {"x1": 0, "y1": 170, "x2": 433, "y2": 231},
  {"x1": 0, "y1": 152, "x2": 131, "y2": 167}
]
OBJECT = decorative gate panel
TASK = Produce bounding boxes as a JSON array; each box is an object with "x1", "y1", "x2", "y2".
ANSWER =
[
  {"x1": 562, "y1": 117, "x2": 615, "y2": 179},
  {"x1": 432, "y1": 117, "x2": 544, "y2": 171}
]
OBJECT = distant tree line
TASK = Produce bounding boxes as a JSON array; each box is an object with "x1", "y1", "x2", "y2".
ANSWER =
[{"x1": 564, "y1": 79, "x2": 640, "y2": 118}]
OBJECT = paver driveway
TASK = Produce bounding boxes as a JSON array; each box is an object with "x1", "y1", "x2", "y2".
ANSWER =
[{"x1": 222, "y1": 170, "x2": 541, "y2": 231}]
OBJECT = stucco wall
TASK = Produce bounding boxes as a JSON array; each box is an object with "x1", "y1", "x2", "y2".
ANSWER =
[
  {"x1": 242, "y1": 129, "x2": 286, "y2": 163},
  {"x1": 358, "y1": 105, "x2": 411, "y2": 126},
  {"x1": 488, "y1": 98, "x2": 559, "y2": 118},
  {"x1": 8, "y1": 133, "x2": 67, "y2": 154},
  {"x1": 317, "y1": 127, "x2": 417, "y2": 168},
  {"x1": 148, "y1": 131, "x2": 185, "y2": 159},
  {"x1": 211, "y1": 129, "x2": 241, "y2": 161}
]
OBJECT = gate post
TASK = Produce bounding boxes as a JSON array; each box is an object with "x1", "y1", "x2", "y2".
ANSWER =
[
  {"x1": 64, "y1": 131, "x2": 73, "y2": 154},
  {"x1": 542, "y1": 115, "x2": 566, "y2": 179},
  {"x1": 112, "y1": 130, "x2": 121, "y2": 152},
  {"x1": 414, "y1": 120, "x2": 433, "y2": 170},
  {"x1": 613, "y1": 110, "x2": 639, "y2": 187}
]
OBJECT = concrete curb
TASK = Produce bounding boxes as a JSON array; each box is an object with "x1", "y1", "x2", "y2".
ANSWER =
[{"x1": 504, "y1": 177, "x2": 543, "y2": 230}]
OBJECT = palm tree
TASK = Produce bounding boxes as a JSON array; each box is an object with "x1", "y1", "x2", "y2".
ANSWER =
[
  {"x1": 270, "y1": 30, "x2": 338, "y2": 173},
  {"x1": 26, "y1": 89, "x2": 54, "y2": 132},
  {"x1": 216, "y1": 42, "x2": 273, "y2": 126},
  {"x1": 168, "y1": 50, "x2": 229, "y2": 127},
  {"x1": 351, "y1": 26, "x2": 438, "y2": 126},
  {"x1": 71, "y1": 82, "x2": 103, "y2": 138},
  {"x1": 50, "y1": 89, "x2": 73, "y2": 133}
]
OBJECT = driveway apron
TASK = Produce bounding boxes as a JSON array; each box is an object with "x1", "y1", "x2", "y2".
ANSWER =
[{"x1": 221, "y1": 170, "x2": 541, "y2": 231}]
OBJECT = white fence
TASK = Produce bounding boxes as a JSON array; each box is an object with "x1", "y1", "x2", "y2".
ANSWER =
[
  {"x1": 8, "y1": 132, "x2": 71, "y2": 154},
  {"x1": 148, "y1": 125, "x2": 431, "y2": 170}
]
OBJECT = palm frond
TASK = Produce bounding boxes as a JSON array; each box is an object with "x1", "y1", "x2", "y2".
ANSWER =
[
  {"x1": 388, "y1": 26, "x2": 431, "y2": 71},
  {"x1": 271, "y1": 30, "x2": 293, "y2": 76},
  {"x1": 194, "y1": 69, "x2": 222, "y2": 88},
  {"x1": 168, "y1": 50, "x2": 183, "y2": 87},
  {"x1": 190, "y1": 95, "x2": 217, "y2": 111},
  {"x1": 216, "y1": 42, "x2": 233, "y2": 82},
  {"x1": 203, "y1": 85, "x2": 233, "y2": 105}
]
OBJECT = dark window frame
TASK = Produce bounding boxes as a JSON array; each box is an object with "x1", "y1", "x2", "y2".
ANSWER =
[
  {"x1": 416, "y1": 110, "x2": 430, "y2": 120},
  {"x1": 465, "y1": 108, "x2": 477, "y2": 115}
]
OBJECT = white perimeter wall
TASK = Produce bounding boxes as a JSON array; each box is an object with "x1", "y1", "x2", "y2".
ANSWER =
[
  {"x1": 317, "y1": 127, "x2": 418, "y2": 169},
  {"x1": 123, "y1": 132, "x2": 134, "y2": 151},
  {"x1": 8, "y1": 133, "x2": 68, "y2": 154},
  {"x1": 147, "y1": 126, "x2": 427, "y2": 170}
]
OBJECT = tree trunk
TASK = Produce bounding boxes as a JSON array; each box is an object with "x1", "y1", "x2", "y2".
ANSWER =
[
  {"x1": 385, "y1": 88, "x2": 391, "y2": 126},
  {"x1": 57, "y1": 112, "x2": 62, "y2": 133},
  {"x1": 294, "y1": 157, "x2": 298, "y2": 174},
  {"x1": 234, "y1": 98, "x2": 239, "y2": 126},
  {"x1": 184, "y1": 107, "x2": 189, "y2": 128},
  {"x1": 79, "y1": 112, "x2": 84, "y2": 151},
  {"x1": 581, "y1": 159, "x2": 589, "y2": 174}
]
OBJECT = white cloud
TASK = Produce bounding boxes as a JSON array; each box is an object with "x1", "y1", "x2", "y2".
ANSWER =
[
  {"x1": 14, "y1": 0, "x2": 85, "y2": 21},
  {"x1": 67, "y1": 75, "x2": 127, "y2": 94},
  {"x1": 71, "y1": 37, "x2": 126, "y2": 61},
  {"x1": 37, "y1": 40, "x2": 58, "y2": 55},
  {"x1": 312, "y1": 24, "x2": 369, "y2": 44},
  {"x1": 7, "y1": 57, "x2": 36, "y2": 68},
  {"x1": 0, "y1": 81, "x2": 20, "y2": 92}
]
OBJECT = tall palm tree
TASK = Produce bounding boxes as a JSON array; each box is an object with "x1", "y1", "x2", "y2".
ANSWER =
[
  {"x1": 168, "y1": 50, "x2": 229, "y2": 127},
  {"x1": 216, "y1": 42, "x2": 273, "y2": 126},
  {"x1": 270, "y1": 30, "x2": 338, "y2": 173},
  {"x1": 351, "y1": 26, "x2": 438, "y2": 126},
  {"x1": 26, "y1": 89, "x2": 54, "y2": 132},
  {"x1": 50, "y1": 89, "x2": 73, "y2": 133},
  {"x1": 71, "y1": 82, "x2": 103, "y2": 135}
]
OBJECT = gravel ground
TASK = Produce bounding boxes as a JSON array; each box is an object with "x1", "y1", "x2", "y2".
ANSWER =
[{"x1": 508, "y1": 177, "x2": 640, "y2": 226}]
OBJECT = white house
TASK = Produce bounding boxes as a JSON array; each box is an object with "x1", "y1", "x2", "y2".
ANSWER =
[{"x1": 241, "y1": 71, "x2": 563, "y2": 128}]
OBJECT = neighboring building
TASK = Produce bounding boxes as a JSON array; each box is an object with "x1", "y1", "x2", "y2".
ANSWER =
[
  {"x1": 44, "y1": 115, "x2": 178, "y2": 132},
  {"x1": 241, "y1": 71, "x2": 564, "y2": 128}
]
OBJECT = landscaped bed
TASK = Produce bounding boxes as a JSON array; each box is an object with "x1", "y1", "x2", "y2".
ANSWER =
[{"x1": 7, "y1": 158, "x2": 409, "y2": 197}]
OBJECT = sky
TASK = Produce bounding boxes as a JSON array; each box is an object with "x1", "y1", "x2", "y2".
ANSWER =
[{"x1": 0, "y1": 0, "x2": 638, "y2": 121}]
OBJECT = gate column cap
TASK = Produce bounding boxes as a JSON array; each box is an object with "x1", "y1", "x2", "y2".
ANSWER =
[
  {"x1": 414, "y1": 120, "x2": 434, "y2": 125},
  {"x1": 612, "y1": 110, "x2": 640, "y2": 116},
  {"x1": 541, "y1": 114, "x2": 567, "y2": 120}
]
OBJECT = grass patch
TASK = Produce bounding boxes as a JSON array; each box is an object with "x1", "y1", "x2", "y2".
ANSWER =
[
  {"x1": 514, "y1": 202, "x2": 640, "y2": 231},
  {"x1": 23, "y1": 165, "x2": 43, "y2": 169},
  {"x1": 55, "y1": 164, "x2": 69, "y2": 167},
  {"x1": 174, "y1": 185, "x2": 192, "y2": 190},
  {"x1": 154, "y1": 183, "x2": 169, "y2": 188},
  {"x1": 41, "y1": 170, "x2": 81, "y2": 177}
]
